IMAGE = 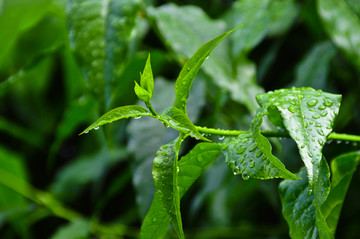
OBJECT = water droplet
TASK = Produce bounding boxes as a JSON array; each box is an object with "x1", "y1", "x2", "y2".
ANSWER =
[
  {"x1": 222, "y1": 145, "x2": 229, "y2": 150},
  {"x1": 161, "y1": 152, "x2": 167, "y2": 156},
  {"x1": 84, "y1": 131, "x2": 89, "y2": 134},
  {"x1": 163, "y1": 145, "x2": 168, "y2": 149},
  {"x1": 177, "y1": 167, "x2": 180, "y2": 173},
  {"x1": 308, "y1": 152, "x2": 313, "y2": 157},
  {"x1": 237, "y1": 148, "x2": 246, "y2": 154},
  {"x1": 94, "y1": 127, "x2": 99, "y2": 130},
  {"x1": 324, "y1": 98, "x2": 333, "y2": 107},
  {"x1": 288, "y1": 106, "x2": 296, "y2": 113},
  {"x1": 134, "y1": 116, "x2": 141, "y2": 119},
  {"x1": 249, "y1": 161, "x2": 255, "y2": 168},
  {"x1": 317, "y1": 129, "x2": 324, "y2": 136},
  {"x1": 298, "y1": 94, "x2": 304, "y2": 99},
  {"x1": 352, "y1": 142, "x2": 358, "y2": 147},
  {"x1": 315, "y1": 122, "x2": 322, "y2": 127},
  {"x1": 187, "y1": 67, "x2": 191, "y2": 71},
  {"x1": 345, "y1": 141, "x2": 350, "y2": 144},
  {"x1": 153, "y1": 218, "x2": 157, "y2": 222},
  {"x1": 163, "y1": 158, "x2": 169, "y2": 163},
  {"x1": 219, "y1": 136, "x2": 225, "y2": 140},
  {"x1": 242, "y1": 174, "x2": 250, "y2": 180},
  {"x1": 256, "y1": 151, "x2": 263, "y2": 158},
  {"x1": 241, "y1": 138, "x2": 248, "y2": 143},
  {"x1": 233, "y1": 171, "x2": 239, "y2": 175},
  {"x1": 307, "y1": 99, "x2": 318, "y2": 107},
  {"x1": 312, "y1": 114, "x2": 320, "y2": 119},
  {"x1": 327, "y1": 140, "x2": 333, "y2": 144},
  {"x1": 249, "y1": 144, "x2": 257, "y2": 152},
  {"x1": 205, "y1": 55, "x2": 209, "y2": 60},
  {"x1": 318, "y1": 105, "x2": 326, "y2": 110},
  {"x1": 336, "y1": 140, "x2": 342, "y2": 144},
  {"x1": 320, "y1": 111, "x2": 328, "y2": 117},
  {"x1": 301, "y1": 144, "x2": 305, "y2": 149}
]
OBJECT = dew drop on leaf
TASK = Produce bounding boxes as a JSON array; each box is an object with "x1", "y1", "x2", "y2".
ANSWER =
[
  {"x1": 242, "y1": 174, "x2": 250, "y2": 180},
  {"x1": 249, "y1": 161, "x2": 255, "y2": 168},
  {"x1": 84, "y1": 131, "x2": 89, "y2": 134},
  {"x1": 307, "y1": 99, "x2": 318, "y2": 106},
  {"x1": 249, "y1": 144, "x2": 257, "y2": 152},
  {"x1": 288, "y1": 106, "x2": 296, "y2": 113},
  {"x1": 237, "y1": 148, "x2": 246, "y2": 154},
  {"x1": 324, "y1": 97, "x2": 333, "y2": 107},
  {"x1": 134, "y1": 116, "x2": 141, "y2": 119},
  {"x1": 241, "y1": 138, "x2": 248, "y2": 143},
  {"x1": 318, "y1": 105, "x2": 326, "y2": 110},
  {"x1": 336, "y1": 140, "x2": 342, "y2": 144},
  {"x1": 94, "y1": 127, "x2": 99, "y2": 130},
  {"x1": 219, "y1": 136, "x2": 225, "y2": 140},
  {"x1": 205, "y1": 55, "x2": 209, "y2": 60}
]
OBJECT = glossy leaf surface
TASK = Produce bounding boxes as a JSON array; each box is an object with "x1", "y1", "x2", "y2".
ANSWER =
[
  {"x1": 160, "y1": 107, "x2": 209, "y2": 141},
  {"x1": 318, "y1": 0, "x2": 360, "y2": 69},
  {"x1": 80, "y1": 105, "x2": 152, "y2": 134},
  {"x1": 321, "y1": 151, "x2": 360, "y2": 233},
  {"x1": 67, "y1": 0, "x2": 139, "y2": 109},
  {"x1": 152, "y1": 137, "x2": 184, "y2": 239},
  {"x1": 222, "y1": 108, "x2": 298, "y2": 180},
  {"x1": 141, "y1": 143, "x2": 221, "y2": 238},
  {"x1": 257, "y1": 88, "x2": 341, "y2": 190},
  {"x1": 279, "y1": 158, "x2": 331, "y2": 239}
]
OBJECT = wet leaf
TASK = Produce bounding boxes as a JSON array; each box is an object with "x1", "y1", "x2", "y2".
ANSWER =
[
  {"x1": 257, "y1": 88, "x2": 341, "y2": 190},
  {"x1": 80, "y1": 105, "x2": 152, "y2": 135}
]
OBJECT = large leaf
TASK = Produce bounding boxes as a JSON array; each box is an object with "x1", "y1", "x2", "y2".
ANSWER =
[
  {"x1": 257, "y1": 88, "x2": 341, "y2": 190},
  {"x1": 80, "y1": 105, "x2": 152, "y2": 135},
  {"x1": 160, "y1": 107, "x2": 209, "y2": 141},
  {"x1": 321, "y1": 151, "x2": 360, "y2": 234},
  {"x1": 222, "y1": 108, "x2": 298, "y2": 180},
  {"x1": 279, "y1": 158, "x2": 331, "y2": 239},
  {"x1": 317, "y1": 0, "x2": 360, "y2": 70},
  {"x1": 152, "y1": 137, "x2": 185, "y2": 239},
  {"x1": 67, "y1": 0, "x2": 139, "y2": 110},
  {"x1": 141, "y1": 143, "x2": 221, "y2": 239}
]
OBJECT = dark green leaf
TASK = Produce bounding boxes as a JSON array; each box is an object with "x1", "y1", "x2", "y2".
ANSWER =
[
  {"x1": 257, "y1": 88, "x2": 341, "y2": 190},
  {"x1": 80, "y1": 105, "x2": 152, "y2": 135},
  {"x1": 317, "y1": 0, "x2": 360, "y2": 69},
  {"x1": 67, "y1": 0, "x2": 139, "y2": 110},
  {"x1": 160, "y1": 107, "x2": 209, "y2": 141},
  {"x1": 321, "y1": 151, "x2": 360, "y2": 233},
  {"x1": 152, "y1": 137, "x2": 184, "y2": 239},
  {"x1": 294, "y1": 41, "x2": 336, "y2": 89},
  {"x1": 141, "y1": 143, "x2": 221, "y2": 238},
  {"x1": 279, "y1": 158, "x2": 331, "y2": 239},
  {"x1": 173, "y1": 27, "x2": 238, "y2": 112}
]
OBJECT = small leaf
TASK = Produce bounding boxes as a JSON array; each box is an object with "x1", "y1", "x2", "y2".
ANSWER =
[
  {"x1": 134, "y1": 81, "x2": 151, "y2": 104},
  {"x1": 173, "y1": 27, "x2": 238, "y2": 112},
  {"x1": 51, "y1": 219, "x2": 90, "y2": 239},
  {"x1": 80, "y1": 105, "x2": 152, "y2": 135},
  {"x1": 140, "y1": 54, "x2": 154, "y2": 99},
  {"x1": 141, "y1": 143, "x2": 221, "y2": 238},
  {"x1": 222, "y1": 108, "x2": 298, "y2": 180},
  {"x1": 279, "y1": 157, "x2": 332, "y2": 239},
  {"x1": 317, "y1": 0, "x2": 360, "y2": 70},
  {"x1": 160, "y1": 106, "x2": 210, "y2": 141},
  {"x1": 321, "y1": 151, "x2": 360, "y2": 233},
  {"x1": 152, "y1": 137, "x2": 185, "y2": 239},
  {"x1": 257, "y1": 87, "x2": 341, "y2": 190}
]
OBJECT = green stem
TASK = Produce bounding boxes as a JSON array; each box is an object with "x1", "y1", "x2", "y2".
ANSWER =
[{"x1": 195, "y1": 126, "x2": 360, "y2": 142}]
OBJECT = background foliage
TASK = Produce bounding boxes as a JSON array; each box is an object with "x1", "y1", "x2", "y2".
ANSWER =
[{"x1": 1, "y1": 0, "x2": 360, "y2": 238}]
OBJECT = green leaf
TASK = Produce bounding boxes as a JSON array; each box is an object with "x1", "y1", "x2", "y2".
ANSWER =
[
  {"x1": 321, "y1": 151, "x2": 360, "y2": 234},
  {"x1": 279, "y1": 157, "x2": 332, "y2": 239},
  {"x1": 160, "y1": 107, "x2": 210, "y2": 141},
  {"x1": 134, "y1": 81, "x2": 151, "y2": 104},
  {"x1": 173, "y1": 27, "x2": 238, "y2": 112},
  {"x1": 140, "y1": 54, "x2": 154, "y2": 99},
  {"x1": 51, "y1": 219, "x2": 90, "y2": 239},
  {"x1": 222, "y1": 132, "x2": 298, "y2": 180},
  {"x1": 80, "y1": 105, "x2": 152, "y2": 135},
  {"x1": 152, "y1": 137, "x2": 185, "y2": 239},
  {"x1": 67, "y1": 0, "x2": 139, "y2": 110},
  {"x1": 257, "y1": 88, "x2": 341, "y2": 190},
  {"x1": 294, "y1": 41, "x2": 336, "y2": 89},
  {"x1": 317, "y1": 0, "x2": 360, "y2": 70},
  {"x1": 141, "y1": 143, "x2": 221, "y2": 239},
  {"x1": 222, "y1": 108, "x2": 298, "y2": 180}
]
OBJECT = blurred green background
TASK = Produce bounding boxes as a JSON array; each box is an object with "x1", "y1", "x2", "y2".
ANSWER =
[{"x1": 0, "y1": 0, "x2": 360, "y2": 238}]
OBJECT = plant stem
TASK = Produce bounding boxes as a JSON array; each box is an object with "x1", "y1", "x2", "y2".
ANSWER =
[{"x1": 195, "y1": 126, "x2": 360, "y2": 142}]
